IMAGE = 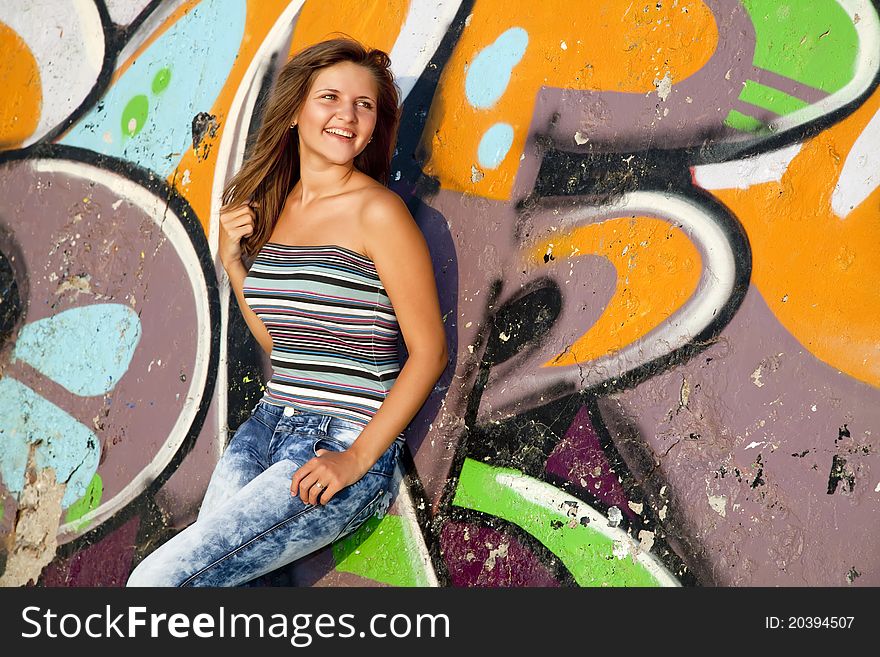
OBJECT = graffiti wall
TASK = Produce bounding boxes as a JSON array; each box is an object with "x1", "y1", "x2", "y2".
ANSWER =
[{"x1": 1, "y1": 0, "x2": 878, "y2": 587}]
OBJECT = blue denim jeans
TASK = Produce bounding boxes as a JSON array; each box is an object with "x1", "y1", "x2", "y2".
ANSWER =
[{"x1": 127, "y1": 399, "x2": 400, "y2": 587}]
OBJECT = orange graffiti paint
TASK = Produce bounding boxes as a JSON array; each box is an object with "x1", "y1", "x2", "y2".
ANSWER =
[
  {"x1": 0, "y1": 21, "x2": 41, "y2": 149},
  {"x1": 531, "y1": 216, "x2": 701, "y2": 365},
  {"x1": 290, "y1": 0, "x2": 409, "y2": 55},
  {"x1": 710, "y1": 87, "x2": 880, "y2": 388},
  {"x1": 422, "y1": 0, "x2": 717, "y2": 199}
]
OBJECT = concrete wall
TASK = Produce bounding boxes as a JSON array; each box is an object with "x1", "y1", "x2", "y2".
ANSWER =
[{"x1": 1, "y1": 0, "x2": 878, "y2": 587}]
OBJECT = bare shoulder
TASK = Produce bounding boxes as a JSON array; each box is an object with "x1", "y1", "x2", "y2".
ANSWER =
[
  {"x1": 359, "y1": 186, "x2": 417, "y2": 248},
  {"x1": 361, "y1": 185, "x2": 410, "y2": 219}
]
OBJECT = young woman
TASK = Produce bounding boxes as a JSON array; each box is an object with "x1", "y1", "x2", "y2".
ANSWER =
[{"x1": 127, "y1": 38, "x2": 447, "y2": 586}]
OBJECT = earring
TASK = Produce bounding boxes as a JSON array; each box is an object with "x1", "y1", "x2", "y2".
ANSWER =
[{"x1": 290, "y1": 122, "x2": 297, "y2": 129}]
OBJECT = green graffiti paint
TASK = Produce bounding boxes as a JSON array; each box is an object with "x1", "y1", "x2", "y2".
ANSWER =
[
  {"x1": 739, "y1": 79, "x2": 810, "y2": 116},
  {"x1": 741, "y1": 0, "x2": 858, "y2": 93},
  {"x1": 454, "y1": 458, "x2": 660, "y2": 586},
  {"x1": 333, "y1": 515, "x2": 428, "y2": 587},
  {"x1": 64, "y1": 473, "x2": 102, "y2": 529},
  {"x1": 152, "y1": 67, "x2": 172, "y2": 94},
  {"x1": 723, "y1": 109, "x2": 769, "y2": 133},
  {"x1": 121, "y1": 95, "x2": 149, "y2": 138}
]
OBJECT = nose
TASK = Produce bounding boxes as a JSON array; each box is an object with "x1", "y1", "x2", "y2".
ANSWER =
[{"x1": 335, "y1": 103, "x2": 356, "y2": 123}]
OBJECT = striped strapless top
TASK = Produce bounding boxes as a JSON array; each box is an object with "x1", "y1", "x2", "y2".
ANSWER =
[{"x1": 243, "y1": 242, "x2": 400, "y2": 427}]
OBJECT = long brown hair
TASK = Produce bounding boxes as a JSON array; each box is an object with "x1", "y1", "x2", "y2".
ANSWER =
[{"x1": 222, "y1": 36, "x2": 401, "y2": 259}]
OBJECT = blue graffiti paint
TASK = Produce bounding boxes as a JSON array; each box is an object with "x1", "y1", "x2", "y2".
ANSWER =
[
  {"x1": 12, "y1": 304, "x2": 141, "y2": 397},
  {"x1": 61, "y1": 0, "x2": 246, "y2": 176},
  {"x1": 477, "y1": 122, "x2": 514, "y2": 168},
  {"x1": 465, "y1": 27, "x2": 528, "y2": 109},
  {"x1": 0, "y1": 378, "x2": 101, "y2": 509}
]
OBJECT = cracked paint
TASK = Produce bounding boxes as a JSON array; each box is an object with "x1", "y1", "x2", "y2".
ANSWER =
[{"x1": 0, "y1": 449, "x2": 65, "y2": 586}]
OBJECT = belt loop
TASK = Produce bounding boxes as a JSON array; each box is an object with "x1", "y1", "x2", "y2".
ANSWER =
[{"x1": 319, "y1": 414, "x2": 332, "y2": 435}]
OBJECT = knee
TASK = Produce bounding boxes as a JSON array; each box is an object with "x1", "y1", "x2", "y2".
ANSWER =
[{"x1": 126, "y1": 551, "x2": 184, "y2": 588}]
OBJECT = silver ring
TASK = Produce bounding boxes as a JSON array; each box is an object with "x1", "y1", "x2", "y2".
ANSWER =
[{"x1": 313, "y1": 482, "x2": 323, "y2": 490}]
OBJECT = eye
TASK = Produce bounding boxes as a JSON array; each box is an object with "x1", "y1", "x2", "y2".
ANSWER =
[
  {"x1": 357, "y1": 100, "x2": 374, "y2": 109},
  {"x1": 321, "y1": 93, "x2": 337, "y2": 100}
]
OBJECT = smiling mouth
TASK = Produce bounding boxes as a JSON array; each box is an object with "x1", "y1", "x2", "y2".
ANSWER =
[{"x1": 324, "y1": 128, "x2": 355, "y2": 140}]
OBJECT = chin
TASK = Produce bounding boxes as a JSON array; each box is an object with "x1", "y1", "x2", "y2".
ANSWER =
[{"x1": 324, "y1": 152, "x2": 356, "y2": 165}]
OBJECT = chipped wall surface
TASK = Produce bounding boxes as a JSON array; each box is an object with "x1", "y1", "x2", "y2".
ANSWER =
[{"x1": 1, "y1": 0, "x2": 878, "y2": 587}]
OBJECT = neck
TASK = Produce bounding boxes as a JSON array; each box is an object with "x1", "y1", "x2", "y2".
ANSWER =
[{"x1": 294, "y1": 147, "x2": 357, "y2": 207}]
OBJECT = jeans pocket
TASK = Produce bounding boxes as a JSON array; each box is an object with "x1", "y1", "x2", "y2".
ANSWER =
[
  {"x1": 250, "y1": 408, "x2": 276, "y2": 431},
  {"x1": 335, "y1": 483, "x2": 391, "y2": 542},
  {"x1": 312, "y1": 435, "x2": 350, "y2": 458}
]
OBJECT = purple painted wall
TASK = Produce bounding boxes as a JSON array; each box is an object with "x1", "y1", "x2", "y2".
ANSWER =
[{"x1": 1, "y1": 0, "x2": 878, "y2": 587}]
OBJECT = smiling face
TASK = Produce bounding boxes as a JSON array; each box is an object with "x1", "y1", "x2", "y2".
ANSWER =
[{"x1": 293, "y1": 61, "x2": 379, "y2": 166}]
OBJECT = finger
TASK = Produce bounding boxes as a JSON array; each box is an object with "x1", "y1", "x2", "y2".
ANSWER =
[
  {"x1": 318, "y1": 482, "x2": 340, "y2": 505},
  {"x1": 298, "y1": 471, "x2": 322, "y2": 504},
  {"x1": 221, "y1": 203, "x2": 251, "y2": 220},
  {"x1": 316, "y1": 449, "x2": 329, "y2": 457},
  {"x1": 290, "y1": 471, "x2": 303, "y2": 496},
  {"x1": 306, "y1": 481, "x2": 324, "y2": 506},
  {"x1": 307, "y1": 474, "x2": 331, "y2": 506},
  {"x1": 289, "y1": 462, "x2": 312, "y2": 496},
  {"x1": 307, "y1": 482, "x2": 321, "y2": 506},
  {"x1": 231, "y1": 216, "x2": 254, "y2": 232},
  {"x1": 229, "y1": 222, "x2": 253, "y2": 238},
  {"x1": 226, "y1": 208, "x2": 253, "y2": 227},
  {"x1": 220, "y1": 211, "x2": 252, "y2": 234},
  {"x1": 308, "y1": 470, "x2": 335, "y2": 505},
  {"x1": 297, "y1": 471, "x2": 318, "y2": 503}
]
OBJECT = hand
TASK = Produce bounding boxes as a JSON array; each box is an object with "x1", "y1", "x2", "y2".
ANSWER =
[
  {"x1": 218, "y1": 202, "x2": 255, "y2": 269},
  {"x1": 289, "y1": 449, "x2": 367, "y2": 505}
]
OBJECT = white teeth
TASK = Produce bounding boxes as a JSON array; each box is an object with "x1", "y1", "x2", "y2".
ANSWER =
[{"x1": 325, "y1": 128, "x2": 354, "y2": 138}]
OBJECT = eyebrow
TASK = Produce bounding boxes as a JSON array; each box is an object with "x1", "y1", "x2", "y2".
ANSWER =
[{"x1": 316, "y1": 88, "x2": 376, "y2": 102}]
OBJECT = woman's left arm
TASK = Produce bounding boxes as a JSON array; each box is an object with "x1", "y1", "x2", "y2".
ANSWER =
[{"x1": 290, "y1": 190, "x2": 448, "y2": 505}]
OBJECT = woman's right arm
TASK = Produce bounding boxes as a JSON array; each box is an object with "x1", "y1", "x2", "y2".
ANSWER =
[{"x1": 219, "y1": 204, "x2": 274, "y2": 356}]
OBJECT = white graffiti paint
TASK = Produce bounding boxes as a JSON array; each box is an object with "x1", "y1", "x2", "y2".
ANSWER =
[
  {"x1": 692, "y1": 142, "x2": 802, "y2": 190},
  {"x1": 0, "y1": 0, "x2": 104, "y2": 146},
  {"x1": 114, "y1": 0, "x2": 190, "y2": 66},
  {"x1": 209, "y1": 0, "x2": 308, "y2": 452},
  {"x1": 389, "y1": 466, "x2": 440, "y2": 586},
  {"x1": 832, "y1": 105, "x2": 880, "y2": 218},
  {"x1": 495, "y1": 470, "x2": 680, "y2": 587},
  {"x1": 102, "y1": 0, "x2": 154, "y2": 26},
  {"x1": 478, "y1": 190, "x2": 738, "y2": 422},
  {"x1": 31, "y1": 158, "x2": 212, "y2": 541},
  {"x1": 388, "y1": 0, "x2": 465, "y2": 100},
  {"x1": 763, "y1": 0, "x2": 880, "y2": 136}
]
